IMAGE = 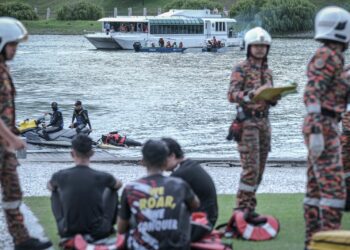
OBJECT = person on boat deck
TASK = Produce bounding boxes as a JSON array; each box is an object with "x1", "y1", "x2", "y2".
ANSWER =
[
  {"x1": 172, "y1": 42, "x2": 177, "y2": 48},
  {"x1": 159, "y1": 37, "x2": 165, "y2": 47},
  {"x1": 162, "y1": 138, "x2": 218, "y2": 242},
  {"x1": 143, "y1": 24, "x2": 148, "y2": 33},
  {"x1": 179, "y1": 41, "x2": 184, "y2": 48},
  {"x1": 118, "y1": 139, "x2": 200, "y2": 250},
  {"x1": 120, "y1": 24, "x2": 126, "y2": 32},
  {"x1": 166, "y1": 41, "x2": 172, "y2": 48},
  {"x1": 69, "y1": 100, "x2": 92, "y2": 132},
  {"x1": 151, "y1": 42, "x2": 155, "y2": 47},
  {"x1": 48, "y1": 135, "x2": 122, "y2": 240},
  {"x1": 212, "y1": 36, "x2": 217, "y2": 46},
  {"x1": 42, "y1": 101, "x2": 63, "y2": 140},
  {"x1": 137, "y1": 23, "x2": 142, "y2": 32},
  {"x1": 104, "y1": 22, "x2": 110, "y2": 35}
]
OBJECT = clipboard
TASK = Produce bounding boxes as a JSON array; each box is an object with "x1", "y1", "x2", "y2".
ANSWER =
[{"x1": 252, "y1": 83, "x2": 297, "y2": 102}]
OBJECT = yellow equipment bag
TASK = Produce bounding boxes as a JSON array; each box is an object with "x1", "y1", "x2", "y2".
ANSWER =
[
  {"x1": 309, "y1": 230, "x2": 350, "y2": 250},
  {"x1": 18, "y1": 119, "x2": 37, "y2": 133}
]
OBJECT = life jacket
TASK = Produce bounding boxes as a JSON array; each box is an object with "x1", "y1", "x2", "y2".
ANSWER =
[
  {"x1": 61, "y1": 215, "x2": 231, "y2": 250},
  {"x1": 102, "y1": 132, "x2": 126, "y2": 145},
  {"x1": 191, "y1": 212, "x2": 232, "y2": 250},
  {"x1": 191, "y1": 231, "x2": 232, "y2": 250},
  {"x1": 223, "y1": 210, "x2": 280, "y2": 241}
]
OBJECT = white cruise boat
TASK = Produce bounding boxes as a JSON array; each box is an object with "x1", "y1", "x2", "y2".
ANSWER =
[
  {"x1": 85, "y1": 9, "x2": 243, "y2": 50},
  {"x1": 84, "y1": 32, "x2": 121, "y2": 49}
]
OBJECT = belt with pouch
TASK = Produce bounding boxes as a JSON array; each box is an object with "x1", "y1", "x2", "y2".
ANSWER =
[
  {"x1": 321, "y1": 108, "x2": 341, "y2": 121},
  {"x1": 243, "y1": 109, "x2": 269, "y2": 119}
]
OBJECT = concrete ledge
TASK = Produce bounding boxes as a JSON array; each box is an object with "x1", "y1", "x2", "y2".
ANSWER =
[{"x1": 22, "y1": 150, "x2": 307, "y2": 167}]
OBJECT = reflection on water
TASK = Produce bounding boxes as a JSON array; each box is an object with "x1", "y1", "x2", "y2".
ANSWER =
[{"x1": 10, "y1": 35, "x2": 339, "y2": 158}]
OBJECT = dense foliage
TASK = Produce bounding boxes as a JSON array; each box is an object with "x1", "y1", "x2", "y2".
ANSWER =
[
  {"x1": 229, "y1": 0, "x2": 316, "y2": 33},
  {"x1": 0, "y1": 2, "x2": 38, "y2": 20},
  {"x1": 164, "y1": 0, "x2": 223, "y2": 11},
  {"x1": 261, "y1": 0, "x2": 316, "y2": 33},
  {"x1": 57, "y1": 1, "x2": 103, "y2": 21},
  {"x1": 229, "y1": 0, "x2": 266, "y2": 21}
]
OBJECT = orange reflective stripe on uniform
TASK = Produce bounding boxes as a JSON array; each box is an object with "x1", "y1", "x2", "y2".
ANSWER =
[
  {"x1": 2, "y1": 200, "x2": 21, "y2": 209},
  {"x1": 304, "y1": 197, "x2": 320, "y2": 206},
  {"x1": 320, "y1": 198, "x2": 345, "y2": 208},
  {"x1": 238, "y1": 182, "x2": 256, "y2": 192}
]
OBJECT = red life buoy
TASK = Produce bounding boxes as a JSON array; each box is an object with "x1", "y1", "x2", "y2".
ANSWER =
[
  {"x1": 72, "y1": 234, "x2": 125, "y2": 250},
  {"x1": 234, "y1": 210, "x2": 279, "y2": 241}
]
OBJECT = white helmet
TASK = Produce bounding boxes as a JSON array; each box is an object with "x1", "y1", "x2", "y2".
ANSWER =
[
  {"x1": 244, "y1": 27, "x2": 272, "y2": 53},
  {"x1": 314, "y1": 6, "x2": 350, "y2": 43},
  {"x1": 0, "y1": 17, "x2": 28, "y2": 52}
]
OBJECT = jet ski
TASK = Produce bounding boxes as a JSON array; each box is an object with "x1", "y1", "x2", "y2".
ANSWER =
[
  {"x1": 97, "y1": 131, "x2": 142, "y2": 149},
  {"x1": 18, "y1": 116, "x2": 90, "y2": 147}
]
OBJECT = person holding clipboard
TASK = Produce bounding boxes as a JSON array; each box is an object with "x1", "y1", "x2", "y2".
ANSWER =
[{"x1": 227, "y1": 27, "x2": 280, "y2": 217}]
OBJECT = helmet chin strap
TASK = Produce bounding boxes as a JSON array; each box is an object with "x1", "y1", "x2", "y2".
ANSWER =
[{"x1": 0, "y1": 47, "x2": 7, "y2": 61}]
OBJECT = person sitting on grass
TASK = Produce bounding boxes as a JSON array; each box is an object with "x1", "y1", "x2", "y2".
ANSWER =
[
  {"x1": 47, "y1": 135, "x2": 122, "y2": 241},
  {"x1": 162, "y1": 137, "x2": 218, "y2": 241},
  {"x1": 118, "y1": 139, "x2": 200, "y2": 250}
]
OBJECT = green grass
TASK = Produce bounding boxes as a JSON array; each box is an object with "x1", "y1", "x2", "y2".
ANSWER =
[
  {"x1": 21, "y1": 20, "x2": 101, "y2": 35},
  {"x1": 24, "y1": 194, "x2": 350, "y2": 250}
]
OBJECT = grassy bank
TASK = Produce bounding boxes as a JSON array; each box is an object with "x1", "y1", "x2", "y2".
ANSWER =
[
  {"x1": 24, "y1": 194, "x2": 350, "y2": 250},
  {"x1": 22, "y1": 20, "x2": 101, "y2": 35}
]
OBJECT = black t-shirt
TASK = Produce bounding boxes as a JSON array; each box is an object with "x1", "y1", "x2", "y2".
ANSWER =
[
  {"x1": 50, "y1": 165, "x2": 116, "y2": 236},
  {"x1": 171, "y1": 159, "x2": 218, "y2": 226},
  {"x1": 120, "y1": 174, "x2": 195, "y2": 250}
]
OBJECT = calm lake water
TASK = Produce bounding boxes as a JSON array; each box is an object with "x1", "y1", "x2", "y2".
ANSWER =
[{"x1": 10, "y1": 35, "x2": 345, "y2": 159}]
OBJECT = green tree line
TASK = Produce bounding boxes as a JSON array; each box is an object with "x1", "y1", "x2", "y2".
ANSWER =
[{"x1": 2, "y1": 0, "x2": 350, "y2": 33}]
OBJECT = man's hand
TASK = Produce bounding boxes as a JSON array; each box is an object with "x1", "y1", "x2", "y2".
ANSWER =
[
  {"x1": 270, "y1": 94, "x2": 281, "y2": 103},
  {"x1": 310, "y1": 133, "x2": 324, "y2": 158},
  {"x1": 253, "y1": 85, "x2": 270, "y2": 98},
  {"x1": 8, "y1": 136, "x2": 26, "y2": 151}
]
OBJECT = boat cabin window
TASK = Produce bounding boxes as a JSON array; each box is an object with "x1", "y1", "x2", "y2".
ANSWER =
[
  {"x1": 150, "y1": 25, "x2": 203, "y2": 35},
  {"x1": 215, "y1": 22, "x2": 226, "y2": 32},
  {"x1": 103, "y1": 22, "x2": 148, "y2": 33},
  {"x1": 149, "y1": 18, "x2": 204, "y2": 35}
]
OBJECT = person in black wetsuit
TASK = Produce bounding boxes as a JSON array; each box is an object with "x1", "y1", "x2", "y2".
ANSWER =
[
  {"x1": 162, "y1": 137, "x2": 218, "y2": 241},
  {"x1": 42, "y1": 102, "x2": 63, "y2": 140},
  {"x1": 47, "y1": 135, "x2": 122, "y2": 240},
  {"x1": 69, "y1": 100, "x2": 92, "y2": 132}
]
